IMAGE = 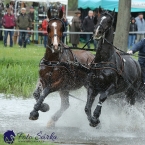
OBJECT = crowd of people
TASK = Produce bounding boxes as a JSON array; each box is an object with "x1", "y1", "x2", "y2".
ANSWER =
[
  {"x1": 128, "y1": 13, "x2": 145, "y2": 49},
  {"x1": 0, "y1": 1, "x2": 69, "y2": 48}
]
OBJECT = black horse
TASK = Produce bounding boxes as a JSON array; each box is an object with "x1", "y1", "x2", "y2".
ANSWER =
[
  {"x1": 84, "y1": 8, "x2": 144, "y2": 127},
  {"x1": 29, "y1": 8, "x2": 94, "y2": 127}
]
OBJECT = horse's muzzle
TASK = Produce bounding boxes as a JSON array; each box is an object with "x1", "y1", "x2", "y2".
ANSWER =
[{"x1": 51, "y1": 44, "x2": 61, "y2": 53}]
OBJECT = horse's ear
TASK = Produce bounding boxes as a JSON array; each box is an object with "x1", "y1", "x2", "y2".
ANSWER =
[
  {"x1": 98, "y1": 6, "x2": 103, "y2": 14},
  {"x1": 47, "y1": 8, "x2": 51, "y2": 19},
  {"x1": 59, "y1": 9, "x2": 63, "y2": 19},
  {"x1": 111, "y1": 8, "x2": 115, "y2": 17}
]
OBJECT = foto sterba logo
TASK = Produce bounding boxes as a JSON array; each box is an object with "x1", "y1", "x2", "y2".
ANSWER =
[{"x1": 3, "y1": 130, "x2": 16, "y2": 144}]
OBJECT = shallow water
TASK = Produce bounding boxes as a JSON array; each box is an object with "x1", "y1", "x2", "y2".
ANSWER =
[{"x1": 0, "y1": 87, "x2": 145, "y2": 145}]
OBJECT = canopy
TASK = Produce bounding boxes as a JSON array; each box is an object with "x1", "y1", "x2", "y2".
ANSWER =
[{"x1": 78, "y1": 0, "x2": 145, "y2": 12}]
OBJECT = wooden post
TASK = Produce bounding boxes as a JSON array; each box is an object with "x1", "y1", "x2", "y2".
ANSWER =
[{"x1": 113, "y1": 0, "x2": 131, "y2": 52}]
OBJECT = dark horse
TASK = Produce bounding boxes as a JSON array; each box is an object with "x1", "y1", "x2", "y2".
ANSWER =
[
  {"x1": 85, "y1": 8, "x2": 143, "y2": 127},
  {"x1": 29, "y1": 8, "x2": 94, "y2": 127}
]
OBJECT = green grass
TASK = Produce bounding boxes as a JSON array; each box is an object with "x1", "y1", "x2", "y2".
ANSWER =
[
  {"x1": 0, "y1": 134, "x2": 55, "y2": 145},
  {"x1": 0, "y1": 43, "x2": 45, "y2": 98}
]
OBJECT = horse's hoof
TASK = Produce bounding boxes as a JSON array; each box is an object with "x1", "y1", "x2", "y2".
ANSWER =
[
  {"x1": 47, "y1": 119, "x2": 55, "y2": 128},
  {"x1": 29, "y1": 110, "x2": 39, "y2": 120},
  {"x1": 40, "y1": 103, "x2": 50, "y2": 112},
  {"x1": 89, "y1": 119, "x2": 100, "y2": 127},
  {"x1": 89, "y1": 122, "x2": 97, "y2": 127}
]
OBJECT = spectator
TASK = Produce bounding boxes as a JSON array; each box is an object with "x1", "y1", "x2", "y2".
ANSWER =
[
  {"x1": 27, "y1": 6, "x2": 35, "y2": 44},
  {"x1": 83, "y1": 10, "x2": 97, "y2": 49},
  {"x1": 42, "y1": 17, "x2": 49, "y2": 48},
  {"x1": 135, "y1": 13, "x2": 145, "y2": 43},
  {"x1": 70, "y1": 10, "x2": 82, "y2": 47},
  {"x1": 28, "y1": 6, "x2": 34, "y2": 22},
  {"x1": 128, "y1": 17, "x2": 137, "y2": 49},
  {"x1": 2, "y1": 8, "x2": 16, "y2": 47},
  {"x1": 127, "y1": 38, "x2": 145, "y2": 85},
  {"x1": 61, "y1": 13, "x2": 68, "y2": 43},
  {"x1": 17, "y1": 8, "x2": 32, "y2": 48}
]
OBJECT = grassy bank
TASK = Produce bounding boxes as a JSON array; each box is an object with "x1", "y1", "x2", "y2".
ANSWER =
[
  {"x1": 0, "y1": 43, "x2": 45, "y2": 97},
  {"x1": 0, "y1": 134, "x2": 55, "y2": 145}
]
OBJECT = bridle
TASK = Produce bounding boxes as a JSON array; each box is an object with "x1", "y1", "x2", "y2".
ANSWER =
[
  {"x1": 47, "y1": 17, "x2": 65, "y2": 52},
  {"x1": 95, "y1": 11, "x2": 114, "y2": 35},
  {"x1": 48, "y1": 18, "x2": 65, "y2": 39}
]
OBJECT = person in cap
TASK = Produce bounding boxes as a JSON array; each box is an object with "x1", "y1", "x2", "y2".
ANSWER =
[
  {"x1": 70, "y1": 10, "x2": 82, "y2": 47},
  {"x1": 17, "y1": 7, "x2": 32, "y2": 48},
  {"x1": 128, "y1": 17, "x2": 137, "y2": 49},
  {"x1": 135, "y1": 13, "x2": 145, "y2": 43},
  {"x1": 2, "y1": 8, "x2": 16, "y2": 47}
]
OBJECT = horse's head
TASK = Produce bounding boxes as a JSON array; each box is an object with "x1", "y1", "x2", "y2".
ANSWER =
[
  {"x1": 47, "y1": 8, "x2": 65, "y2": 53},
  {"x1": 94, "y1": 7, "x2": 115, "y2": 40}
]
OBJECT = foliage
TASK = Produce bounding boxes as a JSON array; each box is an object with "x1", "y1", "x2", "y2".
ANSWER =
[{"x1": 68, "y1": 0, "x2": 78, "y2": 11}]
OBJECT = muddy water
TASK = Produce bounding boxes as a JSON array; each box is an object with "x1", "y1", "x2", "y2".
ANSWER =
[{"x1": 0, "y1": 87, "x2": 145, "y2": 145}]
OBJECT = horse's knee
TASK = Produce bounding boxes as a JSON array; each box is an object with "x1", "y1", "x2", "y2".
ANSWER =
[{"x1": 33, "y1": 92, "x2": 39, "y2": 100}]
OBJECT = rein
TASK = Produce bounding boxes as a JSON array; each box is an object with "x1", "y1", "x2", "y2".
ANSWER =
[{"x1": 104, "y1": 37, "x2": 145, "y2": 59}]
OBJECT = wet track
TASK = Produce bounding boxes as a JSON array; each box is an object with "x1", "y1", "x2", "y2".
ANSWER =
[{"x1": 1, "y1": 87, "x2": 145, "y2": 145}]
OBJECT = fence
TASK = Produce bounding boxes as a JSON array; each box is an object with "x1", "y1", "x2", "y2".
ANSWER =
[
  {"x1": 1, "y1": 28, "x2": 145, "y2": 34},
  {"x1": 0, "y1": 28, "x2": 145, "y2": 45}
]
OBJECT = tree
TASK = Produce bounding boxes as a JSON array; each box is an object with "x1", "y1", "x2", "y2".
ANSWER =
[
  {"x1": 113, "y1": 0, "x2": 131, "y2": 52},
  {"x1": 68, "y1": 0, "x2": 78, "y2": 11}
]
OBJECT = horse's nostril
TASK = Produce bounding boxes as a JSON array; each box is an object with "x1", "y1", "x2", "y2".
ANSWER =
[
  {"x1": 51, "y1": 44, "x2": 53, "y2": 46},
  {"x1": 58, "y1": 44, "x2": 61, "y2": 47}
]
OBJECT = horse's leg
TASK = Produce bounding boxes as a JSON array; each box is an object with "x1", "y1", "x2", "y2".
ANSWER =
[
  {"x1": 90, "y1": 84, "x2": 115, "y2": 127},
  {"x1": 29, "y1": 87, "x2": 50, "y2": 120},
  {"x1": 85, "y1": 87, "x2": 98, "y2": 124},
  {"x1": 33, "y1": 80, "x2": 49, "y2": 112},
  {"x1": 47, "y1": 91, "x2": 69, "y2": 127},
  {"x1": 125, "y1": 88, "x2": 136, "y2": 105}
]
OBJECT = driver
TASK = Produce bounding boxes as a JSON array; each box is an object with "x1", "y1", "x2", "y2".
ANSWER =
[{"x1": 127, "y1": 38, "x2": 145, "y2": 85}]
